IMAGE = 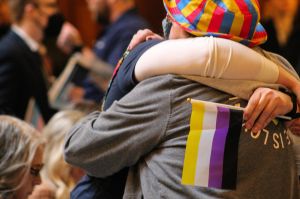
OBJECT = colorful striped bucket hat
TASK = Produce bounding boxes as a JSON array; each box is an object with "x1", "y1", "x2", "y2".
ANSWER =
[{"x1": 163, "y1": 0, "x2": 268, "y2": 47}]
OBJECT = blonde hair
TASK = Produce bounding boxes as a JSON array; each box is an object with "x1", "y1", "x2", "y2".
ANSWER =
[
  {"x1": 41, "y1": 110, "x2": 85, "y2": 199},
  {"x1": 0, "y1": 115, "x2": 42, "y2": 199}
]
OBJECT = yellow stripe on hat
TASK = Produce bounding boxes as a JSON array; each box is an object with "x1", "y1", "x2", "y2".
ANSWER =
[
  {"x1": 222, "y1": 0, "x2": 244, "y2": 37},
  {"x1": 165, "y1": 0, "x2": 177, "y2": 9},
  {"x1": 170, "y1": 0, "x2": 177, "y2": 8},
  {"x1": 181, "y1": 1, "x2": 202, "y2": 19},
  {"x1": 182, "y1": 101, "x2": 205, "y2": 185},
  {"x1": 197, "y1": 1, "x2": 217, "y2": 32}
]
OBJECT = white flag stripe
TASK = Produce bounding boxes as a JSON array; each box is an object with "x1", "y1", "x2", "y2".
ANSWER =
[{"x1": 194, "y1": 103, "x2": 217, "y2": 186}]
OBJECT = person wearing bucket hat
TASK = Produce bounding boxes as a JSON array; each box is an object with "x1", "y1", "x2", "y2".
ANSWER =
[
  {"x1": 124, "y1": 0, "x2": 300, "y2": 107},
  {"x1": 64, "y1": 0, "x2": 298, "y2": 198},
  {"x1": 127, "y1": 0, "x2": 300, "y2": 118},
  {"x1": 130, "y1": 0, "x2": 300, "y2": 182},
  {"x1": 163, "y1": 0, "x2": 267, "y2": 47},
  {"x1": 65, "y1": 40, "x2": 299, "y2": 199}
]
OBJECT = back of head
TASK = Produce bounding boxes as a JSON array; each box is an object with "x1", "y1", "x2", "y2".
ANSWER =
[
  {"x1": 41, "y1": 110, "x2": 85, "y2": 199},
  {"x1": 163, "y1": 0, "x2": 268, "y2": 47},
  {"x1": 0, "y1": 115, "x2": 41, "y2": 199},
  {"x1": 7, "y1": 0, "x2": 34, "y2": 23}
]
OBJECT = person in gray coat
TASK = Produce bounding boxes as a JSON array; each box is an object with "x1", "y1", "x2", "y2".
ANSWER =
[{"x1": 64, "y1": 0, "x2": 299, "y2": 198}]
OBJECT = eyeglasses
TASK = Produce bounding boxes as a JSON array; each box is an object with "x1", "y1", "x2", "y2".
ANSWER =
[
  {"x1": 30, "y1": 166, "x2": 42, "y2": 177},
  {"x1": 162, "y1": 14, "x2": 173, "y2": 39}
]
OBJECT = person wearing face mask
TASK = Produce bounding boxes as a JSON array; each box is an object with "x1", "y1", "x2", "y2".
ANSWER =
[
  {"x1": 60, "y1": 0, "x2": 149, "y2": 105},
  {"x1": 0, "y1": 0, "x2": 57, "y2": 122}
]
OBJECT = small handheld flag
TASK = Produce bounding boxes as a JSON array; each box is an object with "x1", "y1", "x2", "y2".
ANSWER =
[{"x1": 182, "y1": 99, "x2": 244, "y2": 190}]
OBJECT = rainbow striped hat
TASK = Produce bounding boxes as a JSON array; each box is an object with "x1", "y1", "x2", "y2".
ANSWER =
[{"x1": 163, "y1": 0, "x2": 268, "y2": 47}]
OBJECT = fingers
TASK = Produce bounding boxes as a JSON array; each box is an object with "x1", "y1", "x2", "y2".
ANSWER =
[
  {"x1": 286, "y1": 119, "x2": 300, "y2": 136},
  {"x1": 245, "y1": 88, "x2": 293, "y2": 133},
  {"x1": 244, "y1": 90, "x2": 260, "y2": 121},
  {"x1": 252, "y1": 103, "x2": 276, "y2": 132},
  {"x1": 245, "y1": 93, "x2": 269, "y2": 131},
  {"x1": 128, "y1": 29, "x2": 152, "y2": 50},
  {"x1": 146, "y1": 34, "x2": 164, "y2": 41},
  {"x1": 128, "y1": 29, "x2": 163, "y2": 50},
  {"x1": 290, "y1": 127, "x2": 300, "y2": 136}
]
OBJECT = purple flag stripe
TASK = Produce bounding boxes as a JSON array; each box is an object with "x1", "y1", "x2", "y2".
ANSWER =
[{"x1": 208, "y1": 106, "x2": 230, "y2": 188}]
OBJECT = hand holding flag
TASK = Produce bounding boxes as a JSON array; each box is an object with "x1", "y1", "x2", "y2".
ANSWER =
[
  {"x1": 182, "y1": 99, "x2": 244, "y2": 190},
  {"x1": 182, "y1": 98, "x2": 291, "y2": 190}
]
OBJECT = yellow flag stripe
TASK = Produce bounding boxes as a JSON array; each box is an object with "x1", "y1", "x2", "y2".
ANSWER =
[{"x1": 182, "y1": 101, "x2": 204, "y2": 184}]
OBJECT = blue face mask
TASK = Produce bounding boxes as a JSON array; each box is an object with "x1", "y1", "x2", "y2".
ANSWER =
[{"x1": 162, "y1": 17, "x2": 172, "y2": 39}]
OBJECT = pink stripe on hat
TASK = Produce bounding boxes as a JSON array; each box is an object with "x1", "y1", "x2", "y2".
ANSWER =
[
  {"x1": 207, "y1": 5, "x2": 225, "y2": 32},
  {"x1": 235, "y1": 0, "x2": 252, "y2": 39}
]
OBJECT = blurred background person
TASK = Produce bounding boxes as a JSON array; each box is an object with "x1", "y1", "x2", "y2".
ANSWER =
[
  {"x1": 261, "y1": 0, "x2": 300, "y2": 74},
  {"x1": 0, "y1": 115, "x2": 44, "y2": 199},
  {"x1": 257, "y1": 0, "x2": 300, "y2": 183},
  {"x1": 43, "y1": 12, "x2": 84, "y2": 80},
  {"x1": 59, "y1": 0, "x2": 149, "y2": 105},
  {"x1": 0, "y1": 0, "x2": 58, "y2": 122},
  {"x1": 42, "y1": 12, "x2": 69, "y2": 79},
  {"x1": 0, "y1": 0, "x2": 10, "y2": 38},
  {"x1": 28, "y1": 110, "x2": 85, "y2": 199}
]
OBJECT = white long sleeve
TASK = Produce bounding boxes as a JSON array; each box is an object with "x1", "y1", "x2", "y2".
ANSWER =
[{"x1": 135, "y1": 37, "x2": 279, "y2": 83}]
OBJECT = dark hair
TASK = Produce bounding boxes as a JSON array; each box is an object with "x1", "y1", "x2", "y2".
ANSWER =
[{"x1": 8, "y1": 0, "x2": 35, "y2": 22}]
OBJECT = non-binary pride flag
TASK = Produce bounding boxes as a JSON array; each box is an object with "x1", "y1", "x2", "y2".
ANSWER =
[{"x1": 182, "y1": 99, "x2": 244, "y2": 190}]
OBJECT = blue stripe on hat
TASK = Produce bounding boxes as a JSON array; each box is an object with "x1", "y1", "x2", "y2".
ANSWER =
[
  {"x1": 173, "y1": 13, "x2": 197, "y2": 30},
  {"x1": 191, "y1": 4, "x2": 206, "y2": 32},
  {"x1": 173, "y1": 0, "x2": 196, "y2": 30},
  {"x1": 219, "y1": 12, "x2": 235, "y2": 34},
  {"x1": 240, "y1": 39, "x2": 250, "y2": 46},
  {"x1": 210, "y1": 0, "x2": 234, "y2": 34},
  {"x1": 213, "y1": 0, "x2": 228, "y2": 10},
  {"x1": 177, "y1": 0, "x2": 191, "y2": 11},
  {"x1": 255, "y1": 23, "x2": 265, "y2": 32},
  {"x1": 177, "y1": 0, "x2": 206, "y2": 32}
]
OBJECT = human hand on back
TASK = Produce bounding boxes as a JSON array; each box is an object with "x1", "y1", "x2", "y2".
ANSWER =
[
  {"x1": 127, "y1": 29, "x2": 163, "y2": 50},
  {"x1": 244, "y1": 87, "x2": 293, "y2": 133}
]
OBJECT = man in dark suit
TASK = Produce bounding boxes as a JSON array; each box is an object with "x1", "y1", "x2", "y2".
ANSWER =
[{"x1": 0, "y1": 0, "x2": 58, "y2": 122}]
